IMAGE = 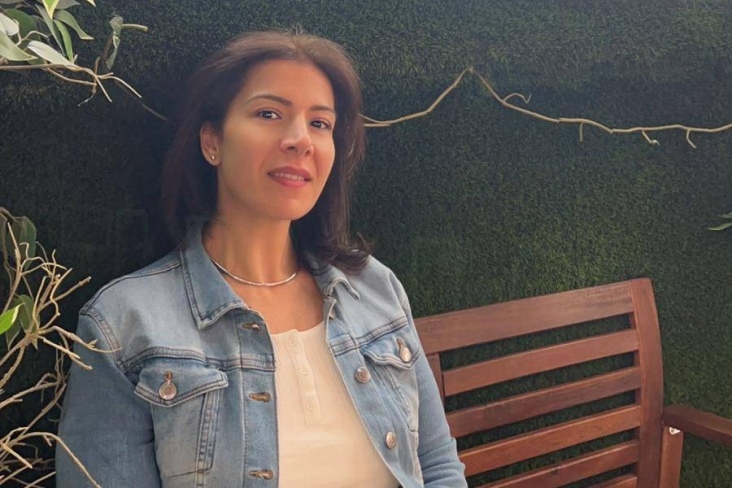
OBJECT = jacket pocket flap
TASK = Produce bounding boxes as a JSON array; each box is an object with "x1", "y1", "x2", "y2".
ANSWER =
[
  {"x1": 134, "y1": 358, "x2": 228, "y2": 407},
  {"x1": 361, "y1": 325, "x2": 421, "y2": 369}
]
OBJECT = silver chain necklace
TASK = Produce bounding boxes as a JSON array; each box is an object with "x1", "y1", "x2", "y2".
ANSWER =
[{"x1": 209, "y1": 257, "x2": 298, "y2": 287}]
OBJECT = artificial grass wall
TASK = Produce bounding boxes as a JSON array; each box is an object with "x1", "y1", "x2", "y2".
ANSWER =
[{"x1": 2, "y1": 0, "x2": 732, "y2": 486}]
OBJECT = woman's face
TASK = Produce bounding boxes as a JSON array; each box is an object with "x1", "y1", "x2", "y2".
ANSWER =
[{"x1": 200, "y1": 59, "x2": 337, "y2": 225}]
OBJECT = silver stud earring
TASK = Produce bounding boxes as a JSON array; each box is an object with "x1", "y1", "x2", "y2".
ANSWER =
[{"x1": 211, "y1": 154, "x2": 216, "y2": 161}]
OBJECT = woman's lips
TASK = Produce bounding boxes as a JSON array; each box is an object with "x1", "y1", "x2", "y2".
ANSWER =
[{"x1": 268, "y1": 166, "x2": 311, "y2": 188}]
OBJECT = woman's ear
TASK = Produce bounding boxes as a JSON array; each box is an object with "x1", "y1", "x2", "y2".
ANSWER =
[{"x1": 200, "y1": 122, "x2": 220, "y2": 167}]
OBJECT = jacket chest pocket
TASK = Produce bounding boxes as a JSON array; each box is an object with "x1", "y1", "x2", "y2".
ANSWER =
[
  {"x1": 360, "y1": 325, "x2": 422, "y2": 433},
  {"x1": 134, "y1": 358, "x2": 228, "y2": 479}
]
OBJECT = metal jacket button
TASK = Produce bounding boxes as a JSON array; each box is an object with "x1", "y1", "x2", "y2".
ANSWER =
[
  {"x1": 159, "y1": 371, "x2": 177, "y2": 400},
  {"x1": 249, "y1": 392, "x2": 272, "y2": 402},
  {"x1": 243, "y1": 322, "x2": 261, "y2": 331},
  {"x1": 249, "y1": 469, "x2": 274, "y2": 480},
  {"x1": 355, "y1": 367, "x2": 371, "y2": 383},
  {"x1": 397, "y1": 338, "x2": 412, "y2": 363},
  {"x1": 386, "y1": 432, "x2": 397, "y2": 449}
]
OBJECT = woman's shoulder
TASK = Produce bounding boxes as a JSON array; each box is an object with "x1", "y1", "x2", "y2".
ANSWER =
[
  {"x1": 335, "y1": 255, "x2": 411, "y2": 318},
  {"x1": 350, "y1": 255, "x2": 405, "y2": 295},
  {"x1": 81, "y1": 250, "x2": 183, "y2": 318}
]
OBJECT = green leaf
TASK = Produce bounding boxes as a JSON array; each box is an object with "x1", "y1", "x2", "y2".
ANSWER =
[
  {"x1": 35, "y1": 4, "x2": 61, "y2": 50},
  {"x1": 27, "y1": 39, "x2": 74, "y2": 65},
  {"x1": 57, "y1": 0, "x2": 80, "y2": 9},
  {"x1": 0, "y1": 305, "x2": 21, "y2": 335},
  {"x1": 0, "y1": 0, "x2": 23, "y2": 4},
  {"x1": 54, "y1": 9, "x2": 92, "y2": 40},
  {"x1": 5, "y1": 320, "x2": 20, "y2": 349},
  {"x1": 709, "y1": 222, "x2": 732, "y2": 231},
  {"x1": 12, "y1": 295, "x2": 36, "y2": 333},
  {"x1": 42, "y1": 0, "x2": 60, "y2": 19},
  {"x1": 106, "y1": 15, "x2": 122, "y2": 70},
  {"x1": 0, "y1": 211, "x2": 35, "y2": 265},
  {"x1": 0, "y1": 11, "x2": 19, "y2": 36},
  {"x1": 0, "y1": 29, "x2": 34, "y2": 61},
  {"x1": 3, "y1": 9, "x2": 37, "y2": 38},
  {"x1": 53, "y1": 18, "x2": 72, "y2": 60},
  {"x1": 10, "y1": 215, "x2": 37, "y2": 263}
]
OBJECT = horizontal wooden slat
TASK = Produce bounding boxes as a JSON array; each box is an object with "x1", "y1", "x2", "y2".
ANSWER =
[
  {"x1": 664, "y1": 404, "x2": 732, "y2": 447},
  {"x1": 444, "y1": 330, "x2": 639, "y2": 396},
  {"x1": 590, "y1": 474, "x2": 637, "y2": 488},
  {"x1": 415, "y1": 280, "x2": 635, "y2": 354},
  {"x1": 461, "y1": 405, "x2": 642, "y2": 477},
  {"x1": 480, "y1": 440, "x2": 640, "y2": 488},
  {"x1": 448, "y1": 367, "x2": 642, "y2": 437}
]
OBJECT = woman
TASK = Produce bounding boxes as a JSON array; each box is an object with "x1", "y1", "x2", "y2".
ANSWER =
[{"x1": 56, "y1": 31, "x2": 467, "y2": 488}]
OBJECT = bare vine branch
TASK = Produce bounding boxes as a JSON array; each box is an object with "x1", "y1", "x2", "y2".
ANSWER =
[
  {"x1": 363, "y1": 67, "x2": 472, "y2": 127},
  {"x1": 363, "y1": 66, "x2": 732, "y2": 148}
]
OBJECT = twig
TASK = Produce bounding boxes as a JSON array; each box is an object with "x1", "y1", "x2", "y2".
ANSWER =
[
  {"x1": 18, "y1": 469, "x2": 55, "y2": 488},
  {"x1": 38, "y1": 435, "x2": 101, "y2": 488},
  {"x1": 36, "y1": 336, "x2": 86, "y2": 368},
  {"x1": 0, "y1": 342, "x2": 26, "y2": 391},
  {"x1": 363, "y1": 67, "x2": 472, "y2": 127},
  {"x1": 0, "y1": 373, "x2": 58, "y2": 411},
  {"x1": 43, "y1": 69, "x2": 95, "y2": 87},
  {"x1": 112, "y1": 79, "x2": 166, "y2": 120},
  {"x1": 0, "y1": 441, "x2": 32, "y2": 471},
  {"x1": 0, "y1": 63, "x2": 140, "y2": 105}
]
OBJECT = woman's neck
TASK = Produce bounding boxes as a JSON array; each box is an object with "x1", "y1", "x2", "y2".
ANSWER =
[{"x1": 202, "y1": 216, "x2": 298, "y2": 284}]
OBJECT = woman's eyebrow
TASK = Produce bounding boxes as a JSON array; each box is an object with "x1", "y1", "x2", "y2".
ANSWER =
[{"x1": 244, "y1": 93, "x2": 336, "y2": 115}]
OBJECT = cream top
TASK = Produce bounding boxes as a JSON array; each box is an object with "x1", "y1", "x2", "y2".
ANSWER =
[{"x1": 270, "y1": 322, "x2": 400, "y2": 488}]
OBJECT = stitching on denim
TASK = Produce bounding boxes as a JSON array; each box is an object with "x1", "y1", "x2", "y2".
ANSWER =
[
  {"x1": 195, "y1": 387, "x2": 220, "y2": 486},
  {"x1": 330, "y1": 315, "x2": 409, "y2": 356}
]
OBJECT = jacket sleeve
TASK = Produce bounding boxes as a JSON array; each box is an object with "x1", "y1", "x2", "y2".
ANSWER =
[
  {"x1": 55, "y1": 312, "x2": 161, "y2": 488},
  {"x1": 394, "y1": 279, "x2": 469, "y2": 487}
]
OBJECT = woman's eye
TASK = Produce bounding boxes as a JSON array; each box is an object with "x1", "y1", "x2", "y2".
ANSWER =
[
  {"x1": 257, "y1": 110, "x2": 280, "y2": 120},
  {"x1": 311, "y1": 120, "x2": 333, "y2": 131}
]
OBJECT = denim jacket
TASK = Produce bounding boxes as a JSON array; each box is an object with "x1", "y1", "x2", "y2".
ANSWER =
[{"x1": 56, "y1": 223, "x2": 467, "y2": 488}]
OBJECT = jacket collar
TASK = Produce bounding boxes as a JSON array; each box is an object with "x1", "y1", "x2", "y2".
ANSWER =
[
  {"x1": 180, "y1": 220, "x2": 359, "y2": 330},
  {"x1": 305, "y1": 253, "x2": 361, "y2": 301}
]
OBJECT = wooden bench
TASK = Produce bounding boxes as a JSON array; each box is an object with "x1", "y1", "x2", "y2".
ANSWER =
[{"x1": 414, "y1": 278, "x2": 732, "y2": 488}]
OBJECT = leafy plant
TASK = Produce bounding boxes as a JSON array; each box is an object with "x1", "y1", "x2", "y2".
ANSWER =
[
  {"x1": 0, "y1": 0, "x2": 147, "y2": 104},
  {"x1": 0, "y1": 208, "x2": 100, "y2": 486}
]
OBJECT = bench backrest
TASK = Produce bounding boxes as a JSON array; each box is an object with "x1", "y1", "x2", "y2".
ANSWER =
[{"x1": 414, "y1": 278, "x2": 664, "y2": 488}]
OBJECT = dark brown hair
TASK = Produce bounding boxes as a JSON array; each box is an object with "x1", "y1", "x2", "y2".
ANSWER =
[{"x1": 161, "y1": 30, "x2": 369, "y2": 272}]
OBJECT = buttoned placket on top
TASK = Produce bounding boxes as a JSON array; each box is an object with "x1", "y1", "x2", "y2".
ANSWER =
[{"x1": 175, "y1": 222, "x2": 410, "y2": 486}]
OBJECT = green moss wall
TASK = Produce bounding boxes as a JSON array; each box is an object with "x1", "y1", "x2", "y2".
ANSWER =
[{"x1": 1, "y1": 1, "x2": 732, "y2": 486}]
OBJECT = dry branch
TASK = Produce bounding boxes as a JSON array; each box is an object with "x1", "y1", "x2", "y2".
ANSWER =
[
  {"x1": 0, "y1": 220, "x2": 99, "y2": 486},
  {"x1": 363, "y1": 66, "x2": 732, "y2": 148}
]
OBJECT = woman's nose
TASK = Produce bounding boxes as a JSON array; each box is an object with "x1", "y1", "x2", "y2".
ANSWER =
[{"x1": 280, "y1": 118, "x2": 314, "y2": 158}]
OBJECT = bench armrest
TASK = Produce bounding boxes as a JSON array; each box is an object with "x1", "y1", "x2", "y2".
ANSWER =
[{"x1": 663, "y1": 405, "x2": 732, "y2": 448}]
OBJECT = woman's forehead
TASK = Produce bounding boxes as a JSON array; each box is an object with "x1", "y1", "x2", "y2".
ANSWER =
[{"x1": 234, "y1": 59, "x2": 335, "y2": 108}]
